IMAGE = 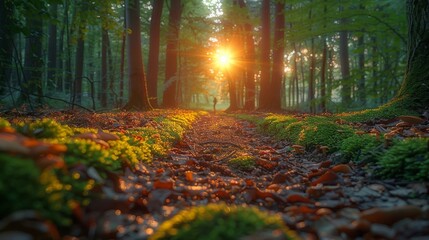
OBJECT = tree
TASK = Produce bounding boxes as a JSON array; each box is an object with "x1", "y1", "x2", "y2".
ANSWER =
[
  {"x1": 163, "y1": 0, "x2": 182, "y2": 108},
  {"x1": 394, "y1": 0, "x2": 429, "y2": 109},
  {"x1": 270, "y1": 1, "x2": 285, "y2": 110},
  {"x1": 147, "y1": 0, "x2": 164, "y2": 108},
  {"x1": 0, "y1": 0, "x2": 14, "y2": 95},
  {"x1": 124, "y1": 0, "x2": 152, "y2": 110},
  {"x1": 47, "y1": 3, "x2": 58, "y2": 93},
  {"x1": 20, "y1": 6, "x2": 44, "y2": 105},
  {"x1": 258, "y1": 0, "x2": 271, "y2": 109},
  {"x1": 237, "y1": 0, "x2": 256, "y2": 111}
]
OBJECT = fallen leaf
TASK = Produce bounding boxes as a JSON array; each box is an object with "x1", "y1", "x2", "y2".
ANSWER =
[
  {"x1": 331, "y1": 164, "x2": 352, "y2": 174},
  {"x1": 286, "y1": 193, "x2": 313, "y2": 203},
  {"x1": 153, "y1": 180, "x2": 174, "y2": 190},
  {"x1": 360, "y1": 205, "x2": 422, "y2": 225},
  {"x1": 311, "y1": 170, "x2": 338, "y2": 186},
  {"x1": 398, "y1": 115, "x2": 425, "y2": 125},
  {"x1": 97, "y1": 129, "x2": 120, "y2": 141}
]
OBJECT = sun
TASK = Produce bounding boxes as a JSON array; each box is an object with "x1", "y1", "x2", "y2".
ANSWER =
[{"x1": 215, "y1": 49, "x2": 233, "y2": 68}]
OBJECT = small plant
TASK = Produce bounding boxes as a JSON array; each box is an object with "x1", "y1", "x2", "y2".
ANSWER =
[
  {"x1": 377, "y1": 138, "x2": 429, "y2": 180},
  {"x1": 15, "y1": 118, "x2": 73, "y2": 139},
  {"x1": 150, "y1": 203, "x2": 299, "y2": 240},
  {"x1": 340, "y1": 134, "x2": 382, "y2": 162},
  {"x1": 228, "y1": 155, "x2": 256, "y2": 171}
]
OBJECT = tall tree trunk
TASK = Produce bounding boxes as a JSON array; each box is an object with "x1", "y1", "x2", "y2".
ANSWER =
[
  {"x1": 320, "y1": 39, "x2": 327, "y2": 112},
  {"x1": 270, "y1": 1, "x2": 285, "y2": 110},
  {"x1": 258, "y1": 0, "x2": 271, "y2": 109},
  {"x1": 394, "y1": 0, "x2": 429, "y2": 109},
  {"x1": 147, "y1": 0, "x2": 164, "y2": 108},
  {"x1": 119, "y1": 6, "x2": 126, "y2": 107},
  {"x1": 125, "y1": 0, "x2": 152, "y2": 110},
  {"x1": 339, "y1": 29, "x2": 351, "y2": 106},
  {"x1": 308, "y1": 39, "x2": 316, "y2": 113},
  {"x1": 21, "y1": 16, "x2": 44, "y2": 105},
  {"x1": 101, "y1": 28, "x2": 108, "y2": 108},
  {"x1": 73, "y1": 37, "x2": 84, "y2": 106},
  {"x1": 47, "y1": 3, "x2": 58, "y2": 93},
  {"x1": 238, "y1": 0, "x2": 255, "y2": 110},
  {"x1": 0, "y1": 0, "x2": 14, "y2": 95},
  {"x1": 163, "y1": 0, "x2": 182, "y2": 108}
]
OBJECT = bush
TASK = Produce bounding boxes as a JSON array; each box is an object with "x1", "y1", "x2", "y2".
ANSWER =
[
  {"x1": 228, "y1": 155, "x2": 256, "y2": 171},
  {"x1": 150, "y1": 203, "x2": 299, "y2": 240},
  {"x1": 377, "y1": 138, "x2": 429, "y2": 181}
]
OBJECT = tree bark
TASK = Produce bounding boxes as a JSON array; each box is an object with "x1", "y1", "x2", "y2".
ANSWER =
[
  {"x1": 73, "y1": 37, "x2": 84, "y2": 106},
  {"x1": 238, "y1": 0, "x2": 256, "y2": 111},
  {"x1": 47, "y1": 3, "x2": 58, "y2": 93},
  {"x1": 258, "y1": 0, "x2": 271, "y2": 109},
  {"x1": 0, "y1": 0, "x2": 14, "y2": 95},
  {"x1": 394, "y1": 0, "x2": 429, "y2": 109},
  {"x1": 21, "y1": 16, "x2": 44, "y2": 105},
  {"x1": 270, "y1": 1, "x2": 285, "y2": 110},
  {"x1": 101, "y1": 28, "x2": 108, "y2": 108},
  {"x1": 147, "y1": 0, "x2": 164, "y2": 108},
  {"x1": 125, "y1": 0, "x2": 152, "y2": 110},
  {"x1": 163, "y1": 0, "x2": 182, "y2": 108},
  {"x1": 339, "y1": 29, "x2": 351, "y2": 106}
]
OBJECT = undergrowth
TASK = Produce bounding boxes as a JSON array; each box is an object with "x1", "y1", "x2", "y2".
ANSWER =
[
  {"x1": 150, "y1": 203, "x2": 299, "y2": 240},
  {"x1": 0, "y1": 110, "x2": 204, "y2": 226}
]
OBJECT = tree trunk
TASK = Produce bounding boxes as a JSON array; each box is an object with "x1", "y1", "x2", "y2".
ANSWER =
[
  {"x1": 47, "y1": 3, "x2": 58, "y2": 93},
  {"x1": 270, "y1": 1, "x2": 285, "y2": 110},
  {"x1": 258, "y1": 0, "x2": 271, "y2": 110},
  {"x1": 320, "y1": 39, "x2": 327, "y2": 112},
  {"x1": 163, "y1": 0, "x2": 182, "y2": 108},
  {"x1": 101, "y1": 28, "x2": 108, "y2": 108},
  {"x1": 147, "y1": 0, "x2": 164, "y2": 108},
  {"x1": 339, "y1": 29, "x2": 351, "y2": 106},
  {"x1": 394, "y1": 0, "x2": 429, "y2": 109},
  {"x1": 125, "y1": 0, "x2": 152, "y2": 110},
  {"x1": 0, "y1": 0, "x2": 14, "y2": 95},
  {"x1": 308, "y1": 39, "x2": 316, "y2": 113},
  {"x1": 21, "y1": 16, "x2": 44, "y2": 105},
  {"x1": 238, "y1": 0, "x2": 256, "y2": 111},
  {"x1": 73, "y1": 37, "x2": 84, "y2": 106}
]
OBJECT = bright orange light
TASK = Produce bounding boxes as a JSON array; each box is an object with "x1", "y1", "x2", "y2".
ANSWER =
[{"x1": 215, "y1": 49, "x2": 233, "y2": 68}]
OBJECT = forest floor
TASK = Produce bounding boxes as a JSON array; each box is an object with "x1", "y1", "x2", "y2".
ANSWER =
[
  {"x1": 1, "y1": 111, "x2": 429, "y2": 239},
  {"x1": 89, "y1": 113, "x2": 429, "y2": 240}
]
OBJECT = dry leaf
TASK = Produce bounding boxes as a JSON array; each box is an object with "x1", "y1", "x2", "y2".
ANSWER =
[
  {"x1": 311, "y1": 170, "x2": 338, "y2": 186},
  {"x1": 360, "y1": 205, "x2": 422, "y2": 225},
  {"x1": 397, "y1": 115, "x2": 425, "y2": 125},
  {"x1": 331, "y1": 164, "x2": 352, "y2": 174}
]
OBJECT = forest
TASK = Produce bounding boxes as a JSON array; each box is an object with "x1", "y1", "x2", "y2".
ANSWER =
[{"x1": 0, "y1": 0, "x2": 428, "y2": 239}]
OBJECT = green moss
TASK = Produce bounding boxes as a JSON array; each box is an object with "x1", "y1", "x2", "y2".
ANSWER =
[
  {"x1": 228, "y1": 155, "x2": 256, "y2": 171},
  {"x1": 150, "y1": 203, "x2": 299, "y2": 240},
  {"x1": 0, "y1": 118, "x2": 11, "y2": 129},
  {"x1": 64, "y1": 139, "x2": 120, "y2": 171},
  {"x1": 297, "y1": 121, "x2": 354, "y2": 151},
  {"x1": 15, "y1": 118, "x2": 73, "y2": 139},
  {"x1": 340, "y1": 134, "x2": 382, "y2": 162},
  {"x1": 339, "y1": 101, "x2": 415, "y2": 123},
  {"x1": 0, "y1": 154, "x2": 45, "y2": 217},
  {"x1": 377, "y1": 138, "x2": 429, "y2": 181}
]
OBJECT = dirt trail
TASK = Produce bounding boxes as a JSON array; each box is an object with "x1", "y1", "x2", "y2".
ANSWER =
[{"x1": 102, "y1": 114, "x2": 429, "y2": 239}]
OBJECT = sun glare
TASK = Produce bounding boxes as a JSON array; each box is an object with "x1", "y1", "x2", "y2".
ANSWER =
[{"x1": 215, "y1": 50, "x2": 232, "y2": 68}]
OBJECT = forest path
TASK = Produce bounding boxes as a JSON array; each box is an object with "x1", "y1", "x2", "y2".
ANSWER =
[{"x1": 112, "y1": 113, "x2": 429, "y2": 239}]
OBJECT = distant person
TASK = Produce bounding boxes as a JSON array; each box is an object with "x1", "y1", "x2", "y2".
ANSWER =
[{"x1": 213, "y1": 97, "x2": 218, "y2": 114}]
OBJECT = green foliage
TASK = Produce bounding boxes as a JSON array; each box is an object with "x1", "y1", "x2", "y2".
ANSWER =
[
  {"x1": 339, "y1": 102, "x2": 415, "y2": 122},
  {"x1": 63, "y1": 138, "x2": 120, "y2": 171},
  {"x1": 340, "y1": 134, "x2": 382, "y2": 162},
  {"x1": 297, "y1": 121, "x2": 354, "y2": 150},
  {"x1": 150, "y1": 203, "x2": 299, "y2": 240},
  {"x1": 377, "y1": 139, "x2": 429, "y2": 181},
  {"x1": 15, "y1": 118, "x2": 73, "y2": 139},
  {"x1": 108, "y1": 135, "x2": 152, "y2": 166},
  {"x1": 228, "y1": 155, "x2": 256, "y2": 171},
  {"x1": 281, "y1": 122, "x2": 305, "y2": 143},
  {"x1": 0, "y1": 154, "x2": 45, "y2": 217},
  {"x1": 0, "y1": 118, "x2": 11, "y2": 129}
]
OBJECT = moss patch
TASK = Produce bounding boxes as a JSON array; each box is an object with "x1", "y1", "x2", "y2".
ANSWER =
[{"x1": 150, "y1": 203, "x2": 299, "y2": 240}]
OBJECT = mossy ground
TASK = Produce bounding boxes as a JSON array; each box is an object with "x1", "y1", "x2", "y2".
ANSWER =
[
  {"x1": 0, "y1": 110, "x2": 204, "y2": 226},
  {"x1": 150, "y1": 203, "x2": 299, "y2": 240}
]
